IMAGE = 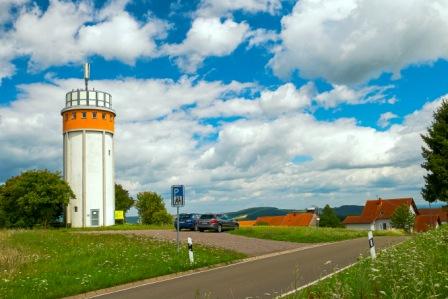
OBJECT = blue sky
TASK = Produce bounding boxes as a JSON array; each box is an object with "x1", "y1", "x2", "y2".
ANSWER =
[{"x1": 1, "y1": 0, "x2": 447, "y2": 213}]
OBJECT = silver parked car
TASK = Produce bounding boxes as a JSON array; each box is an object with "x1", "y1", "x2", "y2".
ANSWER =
[{"x1": 197, "y1": 214, "x2": 239, "y2": 232}]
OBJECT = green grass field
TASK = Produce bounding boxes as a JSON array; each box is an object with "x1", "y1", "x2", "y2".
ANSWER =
[
  {"x1": 229, "y1": 226, "x2": 404, "y2": 243},
  {"x1": 0, "y1": 230, "x2": 245, "y2": 299},
  {"x1": 287, "y1": 225, "x2": 448, "y2": 298},
  {"x1": 69, "y1": 223, "x2": 173, "y2": 231}
]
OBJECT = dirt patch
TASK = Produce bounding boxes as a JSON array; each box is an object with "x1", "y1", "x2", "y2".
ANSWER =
[{"x1": 85, "y1": 230, "x2": 309, "y2": 256}]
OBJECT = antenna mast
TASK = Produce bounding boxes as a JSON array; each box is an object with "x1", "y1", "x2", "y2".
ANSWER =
[{"x1": 84, "y1": 63, "x2": 90, "y2": 91}]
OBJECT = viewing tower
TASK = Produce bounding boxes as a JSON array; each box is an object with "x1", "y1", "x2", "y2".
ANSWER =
[{"x1": 62, "y1": 64, "x2": 115, "y2": 227}]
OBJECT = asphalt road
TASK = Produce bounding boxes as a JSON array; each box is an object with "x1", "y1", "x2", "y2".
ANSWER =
[
  {"x1": 89, "y1": 230, "x2": 309, "y2": 256},
  {"x1": 92, "y1": 236, "x2": 406, "y2": 299}
]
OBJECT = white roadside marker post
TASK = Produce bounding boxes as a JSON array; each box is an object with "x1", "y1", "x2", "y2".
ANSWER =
[
  {"x1": 368, "y1": 230, "x2": 376, "y2": 260},
  {"x1": 188, "y1": 237, "x2": 194, "y2": 264}
]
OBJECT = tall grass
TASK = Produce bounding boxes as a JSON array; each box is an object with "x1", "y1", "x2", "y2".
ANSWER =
[
  {"x1": 0, "y1": 230, "x2": 245, "y2": 299},
  {"x1": 288, "y1": 225, "x2": 448, "y2": 298},
  {"x1": 230, "y1": 226, "x2": 404, "y2": 243}
]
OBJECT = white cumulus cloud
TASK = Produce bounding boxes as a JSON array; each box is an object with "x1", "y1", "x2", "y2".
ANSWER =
[
  {"x1": 196, "y1": 0, "x2": 281, "y2": 17},
  {"x1": 163, "y1": 17, "x2": 249, "y2": 72},
  {"x1": 270, "y1": 0, "x2": 448, "y2": 84},
  {"x1": 377, "y1": 112, "x2": 398, "y2": 128}
]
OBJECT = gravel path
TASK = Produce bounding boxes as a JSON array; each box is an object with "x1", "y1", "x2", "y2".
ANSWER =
[{"x1": 87, "y1": 230, "x2": 310, "y2": 256}]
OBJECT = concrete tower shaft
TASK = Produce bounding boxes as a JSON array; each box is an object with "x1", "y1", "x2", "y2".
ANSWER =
[{"x1": 62, "y1": 74, "x2": 116, "y2": 227}]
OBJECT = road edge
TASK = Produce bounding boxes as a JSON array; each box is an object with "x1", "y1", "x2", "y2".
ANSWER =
[
  {"x1": 275, "y1": 237, "x2": 409, "y2": 298},
  {"x1": 65, "y1": 243, "x2": 327, "y2": 299}
]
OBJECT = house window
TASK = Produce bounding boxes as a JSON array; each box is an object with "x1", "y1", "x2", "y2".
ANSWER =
[
  {"x1": 382, "y1": 223, "x2": 387, "y2": 230},
  {"x1": 81, "y1": 112, "x2": 87, "y2": 119},
  {"x1": 102, "y1": 112, "x2": 106, "y2": 120},
  {"x1": 92, "y1": 112, "x2": 97, "y2": 119},
  {"x1": 71, "y1": 112, "x2": 76, "y2": 120}
]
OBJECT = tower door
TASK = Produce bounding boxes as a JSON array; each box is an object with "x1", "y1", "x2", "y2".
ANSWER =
[{"x1": 91, "y1": 209, "x2": 100, "y2": 226}]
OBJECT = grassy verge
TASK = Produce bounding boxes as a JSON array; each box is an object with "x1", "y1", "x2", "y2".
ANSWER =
[
  {"x1": 287, "y1": 225, "x2": 448, "y2": 298},
  {"x1": 69, "y1": 223, "x2": 173, "y2": 231},
  {"x1": 0, "y1": 230, "x2": 245, "y2": 299},
  {"x1": 229, "y1": 226, "x2": 404, "y2": 243}
]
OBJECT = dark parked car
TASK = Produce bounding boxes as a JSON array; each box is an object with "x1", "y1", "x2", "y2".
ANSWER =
[
  {"x1": 174, "y1": 213, "x2": 200, "y2": 231},
  {"x1": 197, "y1": 214, "x2": 239, "y2": 232}
]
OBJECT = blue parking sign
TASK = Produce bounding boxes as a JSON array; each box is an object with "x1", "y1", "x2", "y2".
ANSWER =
[{"x1": 171, "y1": 185, "x2": 185, "y2": 207}]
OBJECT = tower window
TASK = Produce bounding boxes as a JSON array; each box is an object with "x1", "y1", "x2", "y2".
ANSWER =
[
  {"x1": 102, "y1": 112, "x2": 106, "y2": 120},
  {"x1": 74, "y1": 206, "x2": 78, "y2": 212},
  {"x1": 64, "y1": 114, "x2": 68, "y2": 121},
  {"x1": 71, "y1": 112, "x2": 76, "y2": 120},
  {"x1": 81, "y1": 112, "x2": 87, "y2": 119},
  {"x1": 92, "y1": 112, "x2": 97, "y2": 119}
]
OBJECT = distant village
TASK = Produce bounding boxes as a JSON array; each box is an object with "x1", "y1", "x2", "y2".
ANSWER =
[{"x1": 238, "y1": 197, "x2": 447, "y2": 233}]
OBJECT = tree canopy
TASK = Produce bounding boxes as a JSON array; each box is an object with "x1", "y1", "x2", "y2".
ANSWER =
[
  {"x1": 0, "y1": 170, "x2": 74, "y2": 228},
  {"x1": 391, "y1": 204, "x2": 415, "y2": 233},
  {"x1": 319, "y1": 204, "x2": 342, "y2": 228},
  {"x1": 421, "y1": 99, "x2": 448, "y2": 203},
  {"x1": 135, "y1": 191, "x2": 172, "y2": 225},
  {"x1": 115, "y1": 184, "x2": 134, "y2": 218}
]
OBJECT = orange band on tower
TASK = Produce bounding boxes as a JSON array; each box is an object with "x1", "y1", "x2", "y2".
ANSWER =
[{"x1": 62, "y1": 109, "x2": 115, "y2": 133}]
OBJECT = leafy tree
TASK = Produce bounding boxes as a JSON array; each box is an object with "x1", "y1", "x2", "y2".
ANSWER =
[
  {"x1": 135, "y1": 191, "x2": 172, "y2": 225},
  {"x1": 0, "y1": 170, "x2": 74, "y2": 228},
  {"x1": 319, "y1": 205, "x2": 342, "y2": 227},
  {"x1": 391, "y1": 204, "x2": 415, "y2": 233},
  {"x1": 115, "y1": 184, "x2": 134, "y2": 222},
  {"x1": 421, "y1": 99, "x2": 448, "y2": 203}
]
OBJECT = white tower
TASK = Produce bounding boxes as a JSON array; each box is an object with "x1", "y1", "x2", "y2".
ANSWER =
[{"x1": 62, "y1": 64, "x2": 116, "y2": 227}]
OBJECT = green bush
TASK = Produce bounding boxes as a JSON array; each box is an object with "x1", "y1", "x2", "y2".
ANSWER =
[
  {"x1": 135, "y1": 191, "x2": 172, "y2": 225},
  {"x1": 0, "y1": 170, "x2": 74, "y2": 228}
]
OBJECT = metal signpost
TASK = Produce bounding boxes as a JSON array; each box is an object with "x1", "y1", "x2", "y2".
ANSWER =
[{"x1": 171, "y1": 185, "x2": 185, "y2": 251}]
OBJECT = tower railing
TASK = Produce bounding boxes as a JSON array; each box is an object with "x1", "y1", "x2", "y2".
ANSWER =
[{"x1": 65, "y1": 89, "x2": 112, "y2": 109}]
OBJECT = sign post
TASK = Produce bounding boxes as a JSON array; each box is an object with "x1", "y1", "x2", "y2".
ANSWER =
[
  {"x1": 171, "y1": 185, "x2": 185, "y2": 252},
  {"x1": 368, "y1": 231, "x2": 376, "y2": 259},
  {"x1": 187, "y1": 237, "x2": 194, "y2": 264}
]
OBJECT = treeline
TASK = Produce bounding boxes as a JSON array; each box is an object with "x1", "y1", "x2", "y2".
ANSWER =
[{"x1": 0, "y1": 169, "x2": 172, "y2": 228}]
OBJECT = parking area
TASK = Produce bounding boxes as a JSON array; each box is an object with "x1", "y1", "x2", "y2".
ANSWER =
[{"x1": 91, "y1": 230, "x2": 311, "y2": 256}]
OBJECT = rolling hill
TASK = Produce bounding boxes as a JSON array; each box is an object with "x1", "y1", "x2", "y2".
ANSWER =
[{"x1": 226, "y1": 205, "x2": 364, "y2": 221}]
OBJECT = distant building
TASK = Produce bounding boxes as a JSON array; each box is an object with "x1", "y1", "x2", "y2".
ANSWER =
[
  {"x1": 342, "y1": 198, "x2": 418, "y2": 231},
  {"x1": 418, "y1": 208, "x2": 448, "y2": 224},
  {"x1": 414, "y1": 214, "x2": 441, "y2": 232}
]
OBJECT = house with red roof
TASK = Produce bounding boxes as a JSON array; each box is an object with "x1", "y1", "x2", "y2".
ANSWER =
[{"x1": 342, "y1": 198, "x2": 418, "y2": 231}]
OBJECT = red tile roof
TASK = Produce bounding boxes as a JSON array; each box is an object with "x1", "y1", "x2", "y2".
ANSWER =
[
  {"x1": 418, "y1": 208, "x2": 448, "y2": 222},
  {"x1": 256, "y1": 213, "x2": 315, "y2": 226},
  {"x1": 415, "y1": 214, "x2": 441, "y2": 232},
  {"x1": 282, "y1": 213, "x2": 315, "y2": 226},
  {"x1": 256, "y1": 215, "x2": 285, "y2": 226},
  {"x1": 342, "y1": 198, "x2": 418, "y2": 225}
]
